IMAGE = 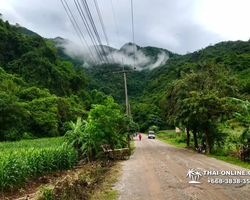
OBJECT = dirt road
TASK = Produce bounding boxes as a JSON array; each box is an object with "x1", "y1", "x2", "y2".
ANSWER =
[{"x1": 114, "y1": 136, "x2": 250, "y2": 200}]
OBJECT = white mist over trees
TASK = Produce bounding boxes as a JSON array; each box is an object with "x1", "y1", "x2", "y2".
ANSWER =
[{"x1": 54, "y1": 37, "x2": 169, "y2": 70}]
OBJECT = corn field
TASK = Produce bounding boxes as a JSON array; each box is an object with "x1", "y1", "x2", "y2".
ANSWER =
[{"x1": 0, "y1": 137, "x2": 78, "y2": 191}]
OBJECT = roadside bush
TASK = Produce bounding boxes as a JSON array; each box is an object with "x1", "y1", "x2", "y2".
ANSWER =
[
  {"x1": 174, "y1": 132, "x2": 187, "y2": 143},
  {"x1": 175, "y1": 137, "x2": 185, "y2": 143},
  {"x1": 39, "y1": 185, "x2": 53, "y2": 200},
  {"x1": 149, "y1": 125, "x2": 159, "y2": 133},
  {"x1": 168, "y1": 133, "x2": 177, "y2": 138},
  {"x1": 156, "y1": 133, "x2": 165, "y2": 137},
  {"x1": 115, "y1": 136, "x2": 127, "y2": 149},
  {"x1": 65, "y1": 96, "x2": 128, "y2": 161},
  {"x1": 190, "y1": 135, "x2": 194, "y2": 142},
  {"x1": 211, "y1": 146, "x2": 229, "y2": 156},
  {"x1": 129, "y1": 121, "x2": 140, "y2": 134},
  {"x1": 157, "y1": 131, "x2": 176, "y2": 139},
  {"x1": 60, "y1": 121, "x2": 72, "y2": 135},
  {"x1": 22, "y1": 132, "x2": 37, "y2": 140}
]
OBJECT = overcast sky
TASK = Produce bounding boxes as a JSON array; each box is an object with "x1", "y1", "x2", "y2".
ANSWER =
[{"x1": 1, "y1": 0, "x2": 250, "y2": 54}]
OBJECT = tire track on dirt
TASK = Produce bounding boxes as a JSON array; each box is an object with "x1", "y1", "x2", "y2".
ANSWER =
[
  {"x1": 145, "y1": 139, "x2": 234, "y2": 200},
  {"x1": 137, "y1": 140, "x2": 165, "y2": 199},
  {"x1": 114, "y1": 136, "x2": 250, "y2": 199},
  {"x1": 151, "y1": 139, "x2": 250, "y2": 199}
]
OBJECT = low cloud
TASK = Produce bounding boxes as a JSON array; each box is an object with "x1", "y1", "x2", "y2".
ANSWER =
[
  {"x1": 55, "y1": 38, "x2": 169, "y2": 70},
  {"x1": 108, "y1": 44, "x2": 169, "y2": 70},
  {"x1": 147, "y1": 51, "x2": 169, "y2": 70}
]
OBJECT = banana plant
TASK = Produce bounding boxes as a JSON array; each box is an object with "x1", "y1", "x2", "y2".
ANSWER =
[
  {"x1": 64, "y1": 117, "x2": 88, "y2": 153},
  {"x1": 227, "y1": 97, "x2": 250, "y2": 144}
]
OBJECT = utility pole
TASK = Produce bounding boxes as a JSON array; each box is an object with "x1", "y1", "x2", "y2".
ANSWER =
[
  {"x1": 113, "y1": 59, "x2": 135, "y2": 150},
  {"x1": 129, "y1": 103, "x2": 133, "y2": 121},
  {"x1": 124, "y1": 72, "x2": 129, "y2": 115}
]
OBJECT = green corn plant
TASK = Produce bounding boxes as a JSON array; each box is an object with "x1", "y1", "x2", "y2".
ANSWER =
[{"x1": 0, "y1": 137, "x2": 77, "y2": 191}]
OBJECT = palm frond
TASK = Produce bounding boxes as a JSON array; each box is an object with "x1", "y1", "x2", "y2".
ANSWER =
[{"x1": 227, "y1": 97, "x2": 250, "y2": 125}]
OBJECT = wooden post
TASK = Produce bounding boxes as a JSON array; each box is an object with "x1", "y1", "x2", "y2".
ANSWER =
[
  {"x1": 186, "y1": 128, "x2": 190, "y2": 147},
  {"x1": 113, "y1": 68, "x2": 136, "y2": 150}
]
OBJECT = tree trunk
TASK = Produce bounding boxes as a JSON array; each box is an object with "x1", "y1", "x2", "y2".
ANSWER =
[
  {"x1": 193, "y1": 129, "x2": 198, "y2": 148},
  {"x1": 127, "y1": 133, "x2": 131, "y2": 150},
  {"x1": 205, "y1": 130, "x2": 210, "y2": 154},
  {"x1": 186, "y1": 128, "x2": 190, "y2": 147}
]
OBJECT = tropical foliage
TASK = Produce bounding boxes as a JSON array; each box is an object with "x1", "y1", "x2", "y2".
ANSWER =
[
  {"x1": 0, "y1": 16, "x2": 89, "y2": 141},
  {"x1": 227, "y1": 97, "x2": 250, "y2": 144},
  {"x1": 3, "y1": 12, "x2": 250, "y2": 193},
  {"x1": 65, "y1": 96, "x2": 129, "y2": 161},
  {"x1": 158, "y1": 62, "x2": 241, "y2": 153}
]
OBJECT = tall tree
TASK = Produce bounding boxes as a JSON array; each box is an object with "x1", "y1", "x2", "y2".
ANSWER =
[{"x1": 162, "y1": 62, "x2": 239, "y2": 153}]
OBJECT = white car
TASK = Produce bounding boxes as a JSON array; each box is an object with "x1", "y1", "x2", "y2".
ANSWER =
[{"x1": 148, "y1": 131, "x2": 155, "y2": 139}]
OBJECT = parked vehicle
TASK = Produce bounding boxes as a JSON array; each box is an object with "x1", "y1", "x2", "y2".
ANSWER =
[
  {"x1": 148, "y1": 131, "x2": 155, "y2": 139},
  {"x1": 196, "y1": 143, "x2": 206, "y2": 153}
]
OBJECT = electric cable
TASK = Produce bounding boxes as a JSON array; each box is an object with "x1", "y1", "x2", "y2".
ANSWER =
[
  {"x1": 81, "y1": 0, "x2": 110, "y2": 63},
  {"x1": 94, "y1": 0, "x2": 115, "y2": 63},
  {"x1": 131, "y1": 0, "x2": 136, "y2": 68},
  {"x1": 60, "y1": 0, "x2": 97, "y2": 63},
  {"x1": 75, "y1": 0, "x2": 105, "y2": 64}
]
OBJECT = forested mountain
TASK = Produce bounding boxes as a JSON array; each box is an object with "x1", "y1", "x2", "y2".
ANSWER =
[
  {"x1": 45, "y1": 35, "x2": 177, "y2": 103},
  {"x1": 21, "y1": 27, "x2": 39, "y2": 36},
  {"x1": 49, "y1": 36, "x2": 84, "y2": 67},
  {"x1": 0, "y1": 17, "x2": 106, "y2": 141},
  {"x1": 19, "y1": 27, "x2": 177, "y2": 103},
  {"x1": 3, "y1": 19, "x2": 250, "y2": 138},
  {"x1": 141, "y1": 40, "x2": 250, "y2": 105},
  {"x1": 19, "y1": 27, "x2": 250, "y2": 108},
  {"x1": 47, "y1": 32, "x2": 250, "y2": 132}
]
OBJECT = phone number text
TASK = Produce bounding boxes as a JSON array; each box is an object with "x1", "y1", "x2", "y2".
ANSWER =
[{"x1": 208, "y1": 178, "x2": 250, "y2": 184}]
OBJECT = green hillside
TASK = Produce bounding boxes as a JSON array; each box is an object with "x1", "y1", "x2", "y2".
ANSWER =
[
  {"x1": 8, "y1": 23, "x2": 250, "y2": 134},
  {"x1": 0, "y1": 17, "x2": 133, "y2": 195},
  {"x1": 142, "y1": 40, "x2": 250, "y2": 105},
  {"x1": 21, "y1": 27, "x2": 39, "y2": 36},
  {"x1": 49, "y1": 37, "x2": 84, "y2": 67},
  {"x1": 0, "y1": 17, "x2": 94, "y2": 141}
]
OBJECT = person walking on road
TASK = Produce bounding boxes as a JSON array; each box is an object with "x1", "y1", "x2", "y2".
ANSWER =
[{"x1": 139, "y1": 133, "x2": 142, "y2": 141}]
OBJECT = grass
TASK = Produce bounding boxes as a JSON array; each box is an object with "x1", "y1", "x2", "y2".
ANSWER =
[
  {"x1": 35, "y1": 162, "x2": 122, "y2": 200},
  {"x1": 92, "y1": 190, "x2": 118, "y2": 200},
  {"x1": 156, "y1": 130, "x2": 188, "y2": 148},
  {"x1": 91, "y1": 162, "x2": 121, "y2": 200},
  {"x1": 91, "y1": 141, "x2": 134, "y2": 199},
  {"x1": 130, "y1": 141, "x2": 135, "y2": 155},
  {"x1": 158, "y1": 137, "x2": 187, "y2": 147},
  {"x1": 223, "y1": 126, "x2": 246, "y2": 135},
  {"x1": 157, "y1": 129, "x2": 250, "y2": 170},
  {"x1": 208, "y1": 155, "x2": 250, "y2": 170}
]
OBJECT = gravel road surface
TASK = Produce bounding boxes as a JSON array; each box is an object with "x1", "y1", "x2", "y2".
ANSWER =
[{"x1": 114, "y1": 136, "x2": 250, "y2": 200}]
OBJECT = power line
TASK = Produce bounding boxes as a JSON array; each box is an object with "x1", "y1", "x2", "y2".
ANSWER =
[
  {"x1": 131, "y1": 0, "x2": 136, "y2": 68},
  {"x1": 60, "y1": 0, "x2": 97, "y2": 63},
  {"x1": 94, "y1": 0, "x2": 115, "y2": 63},
  {"x1": 80, "y1": 0, "x2": 107, "y2": 64},
  {"x1": 81, "y1": 0, "x2": 110, "y2": 64},
  {"x1": 110, "y1": 0, "x2": 121, "y2": 48},
  {"x1": 74, "y1": 0, "x2": 105, "y2": 64},
  {"x1": 94, "y1": 0, "x2": 109, "y2": 46},
  {"x1": 60, "y1": 0, "x2": 90, "y2": 61}
]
